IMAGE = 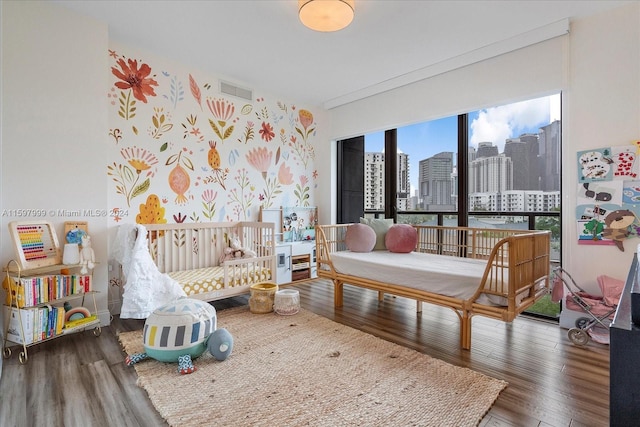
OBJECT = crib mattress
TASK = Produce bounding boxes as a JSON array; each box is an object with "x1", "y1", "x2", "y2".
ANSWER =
[
  {"x1": 330, "y1": 251, "x2": 497, "y2": 303},
  {"x1": 168, "y1": 266, "x2": 272, "y2": 297}
]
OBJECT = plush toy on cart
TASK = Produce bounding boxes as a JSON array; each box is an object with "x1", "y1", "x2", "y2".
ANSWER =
[{"x1": 125, "y1": 298, "x2": 233, "y2": 374}]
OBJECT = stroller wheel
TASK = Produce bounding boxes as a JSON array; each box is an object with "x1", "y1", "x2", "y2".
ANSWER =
[
  {"x1": 575, "y1": 317, "x2": 590, "y2": 329},
  {"x1": 568, "y1": 328, "x2": 590, "y2": 346}
]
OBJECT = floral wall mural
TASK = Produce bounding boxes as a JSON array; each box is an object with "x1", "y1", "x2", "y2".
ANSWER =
[{"x1": 106, "y1": 43, "x2": 318, "y2": 225}]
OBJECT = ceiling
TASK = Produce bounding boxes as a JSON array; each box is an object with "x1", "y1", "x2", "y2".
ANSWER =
[{"x1": 54, "y1": 0, "x2": 631, "y2": 109}]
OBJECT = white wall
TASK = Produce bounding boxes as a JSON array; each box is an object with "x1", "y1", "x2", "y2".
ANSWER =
[
  {"x1": 322, "y1": 2, "x2": 640, "y2": 293},
  {"x1": 564, "y1": 4, "x2": 640, "y2": 290},
  {"x1": 1, "y1": 2, "x2": 110, "y2": 322}
]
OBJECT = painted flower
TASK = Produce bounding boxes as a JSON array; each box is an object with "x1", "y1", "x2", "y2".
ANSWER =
[
  {"x1": 207, "y1": 98, "x2": 235, "y2": 126},
  {"x1": 299, "y1": 109, "x2": 313, "y2": 130},
  {"x1": 300, "y1": 175, "x2": 309, "y2": 187},
  {"x1": 259, "y1": 121, "x2": 275, "y2": 142},
  {"x1": 121, "y1": 146, "x2": 158, "y2": 176},
  {"x1": 202, "y1": 188, "x2": 217, "y2": 204},
  {"x1": 111, "y1": 58, "x2": 158, "y2": 103},
  {"x1": 246, "y1": 147, "x2": 272, "y2": 179},
  {"x1": 278, "y1": 163, "x2": 294, "y2": 185}
]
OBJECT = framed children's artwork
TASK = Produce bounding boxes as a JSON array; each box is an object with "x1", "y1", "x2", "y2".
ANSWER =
[
  {"x1": 575, "y1": 143, "x2": 640, "y2": 251},
  {"x1": 8, "y1": 221, "x2": 62, "y2": 270}
]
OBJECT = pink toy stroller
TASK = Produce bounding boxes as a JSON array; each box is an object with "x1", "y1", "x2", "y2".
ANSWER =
[{"x1": 551, "y1": 267, "x2": 624, "y2": 346}]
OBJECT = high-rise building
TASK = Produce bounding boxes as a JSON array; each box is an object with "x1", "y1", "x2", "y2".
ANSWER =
[
  {"x1": 476, "y1": 142, "x2": 499, "y2": 158},
  {"x1": 504, "y1": 133, "x2": 539, "y2": 190},
  {"x1": 539, "y1": 120, "x2": 561, "y2": 192},
  {"x1": 469, "y1": 154, "x2": 513, "y2": 193},
  {"x1": 364, "y1": 151, "x2": 410, "y2": 210},
  {"x1": 364, "y1": 152, "x2": 384, "y2": 210},
  {"x1": 397, "y1": 151, "x2": 410, "y2": 210},
  {"x1": 418, "y1": 152, "x2": 455, "y2": 210}
]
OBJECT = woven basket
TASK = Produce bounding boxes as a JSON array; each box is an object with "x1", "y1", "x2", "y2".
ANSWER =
[
  {"x1": 249, "y1": 282, "x2": 278, "y2": 314},
  {"x1": 274, "y1": 289, "x2": 300, "y2": 315}
]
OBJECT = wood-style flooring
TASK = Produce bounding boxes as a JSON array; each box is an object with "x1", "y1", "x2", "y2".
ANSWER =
[{"x1": 0, "y1": 279, "x2": 609, "y2": 427}]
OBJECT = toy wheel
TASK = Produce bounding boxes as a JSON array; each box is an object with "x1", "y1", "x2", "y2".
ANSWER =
[
  {"x1": 18, "y1": 351, "x2": 28, "y2": 365},
  {"x1": 568, "y1": 328, "x2": 589, "y2": 346},
  {"x1": 3, "y1": 347, "x2": 11, "y2": 359},
  {"x1": 93, "y1": 327, "x2": 102, "y2": 337},
  {"x1": 575, "y1": 317, "x2": 590, "y2": 329}
]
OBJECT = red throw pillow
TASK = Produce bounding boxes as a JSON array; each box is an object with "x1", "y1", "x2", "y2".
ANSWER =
[
  {"x1": 345, "y1": 223, "x2": 376, "y2": 252},
  {"x1": 385, "y1": 224, "x2": 417, "y2": 253}
]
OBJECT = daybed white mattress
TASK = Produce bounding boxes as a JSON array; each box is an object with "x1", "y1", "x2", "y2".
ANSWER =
[{"x1": 329, "y1": 250, "x2": 497, "y2": 303}]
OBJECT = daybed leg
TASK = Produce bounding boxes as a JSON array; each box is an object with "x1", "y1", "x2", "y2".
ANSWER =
[
  {"x1": 334, "y1": 280, "x2": 344, "y2": 307},
  {"x1": 461, "y1": 312, "x2": 472, "y2": 350},
  {"x1": 377, "y1": 291, "x2": 384, "y2": 302},
  {"x1": 416, "y1": 300, "x2": 422, "y2": 313}
]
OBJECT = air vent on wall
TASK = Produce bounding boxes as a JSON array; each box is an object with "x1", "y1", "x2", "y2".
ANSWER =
[{"x1": 219, "y1": 81, "x2": 253, "y2": 101}]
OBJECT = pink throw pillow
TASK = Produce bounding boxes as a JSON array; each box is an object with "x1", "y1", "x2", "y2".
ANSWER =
[
  {"x1": 385, "y1": 224, "x2": 417, "y2": 253},
  {"x1": 345, "y1": 223, "x2": 376, "y2": 252}
]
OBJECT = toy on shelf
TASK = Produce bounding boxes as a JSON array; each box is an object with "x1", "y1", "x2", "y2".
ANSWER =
[
  {"x1": 8, "y1": 221, "x2": 61, "y2": 270},
  {"x1": 79, "y1": 235, "x2": 95, "y2": 274}
]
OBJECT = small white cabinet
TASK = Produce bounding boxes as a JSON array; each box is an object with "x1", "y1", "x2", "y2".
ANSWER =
[
  {"x1": 275, "y1": 242, "x2": 316, "y2": 284},
  {"x1": 275, "y1": 243, "x2": 292, "y2": 285}
]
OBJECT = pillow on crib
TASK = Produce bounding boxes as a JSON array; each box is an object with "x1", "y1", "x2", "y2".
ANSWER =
[
  {"x1": 385, "y1": 224, "x2": 417, "y2": 253},
  {"x1": 359, "y1": 217, "x2": 394, "y2": 250},
  {"x1": 345, "y1": 223, "x2": 376, "y2": 252}
]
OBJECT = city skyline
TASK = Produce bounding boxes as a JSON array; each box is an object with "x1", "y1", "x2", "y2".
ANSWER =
[{"x1": 365, "y1": 93, "x2": 561, "y2": 193}]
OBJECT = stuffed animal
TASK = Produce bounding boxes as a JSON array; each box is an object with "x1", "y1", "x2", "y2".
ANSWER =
[
  {"x1": 219, "y1": 247, "x2": 235, "y2": 264},
  {"x1": 79, "y1": 235, "x2": 95, "y2": 274},
  {"x1": 125, "y1": 298, "x2": 233, "y2": 374},
  {"x1": 230, "y1": 235, "x2": 257, "y2": 259}
]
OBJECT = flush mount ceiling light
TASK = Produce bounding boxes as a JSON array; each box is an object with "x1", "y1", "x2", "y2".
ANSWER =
[{"x1": 298, "y1": 0, "x2": 355, "y2": 32}]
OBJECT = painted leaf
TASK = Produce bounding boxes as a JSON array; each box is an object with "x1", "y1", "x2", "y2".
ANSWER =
[
  {"x1": 241, "y1": 104, "x2": 252, "y2": 115},
  {"x1": 275, "y1": 147, "x2": 281, "y2": 164},
  {"x1": 209, "y1": 119, "x2": 223, "y2": 140},
  {"x1": 132, "y1": 126, "x2": 138, "y2": 135},
  {"x1": 166, "y1": 153, "x2": 179, "y2": 165},
  {"x1": 131, "y1": 178, "x2": 150, "y2": 199},
  {"x1": 223, "y1": 125, "x2": 234, "y2": 140},
  {"x1": 182, "y1": 156, "x2": 195, "y2": 171},
  {"x1": 229, "y1": 149, "x2": 239, "y2": 166},
  {"x1": 122, "y1": 166, "x2": 135, "y2": 181},
  {"x1": 189, "y1": 74, "x2": 202, "y2": 109},
  {"x1": 160, "y1": 142, "x2": 168, "y2": 152}
]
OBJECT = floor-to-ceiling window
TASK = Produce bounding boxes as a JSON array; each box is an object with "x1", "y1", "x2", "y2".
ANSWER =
[{"x1": 341, "y1": 93, "x2": 561, "y2": 318}]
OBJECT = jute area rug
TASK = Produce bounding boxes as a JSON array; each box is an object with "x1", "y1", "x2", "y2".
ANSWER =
[{"x1": 118, "y1": 306, "x2": 507, "y2": 427}]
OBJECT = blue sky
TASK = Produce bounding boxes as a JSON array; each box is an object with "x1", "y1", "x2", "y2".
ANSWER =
[{"x1": 365, "y1": 94, "x2": 560, "y2": 193}]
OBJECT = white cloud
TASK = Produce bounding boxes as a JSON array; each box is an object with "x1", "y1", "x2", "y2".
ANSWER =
[{"x1": 470, "y1": 96, "x2": 552, "y2": 151}]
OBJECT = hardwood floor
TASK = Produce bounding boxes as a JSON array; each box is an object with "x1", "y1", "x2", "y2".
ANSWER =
[{"x1": 0, "y1": 279, "x2": 609, "y2": 427}]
